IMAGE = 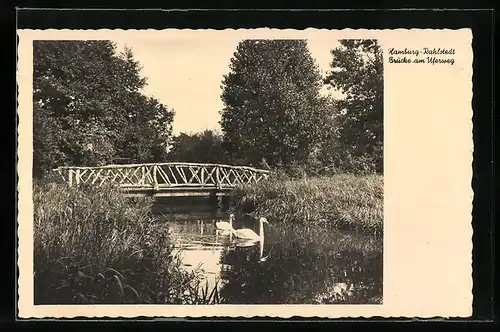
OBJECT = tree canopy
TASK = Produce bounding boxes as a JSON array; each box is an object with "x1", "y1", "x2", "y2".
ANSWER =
[
  {"x1": 219, "y1": 40, "x2": 329, "y2": 168},
  {"x1": 168, "y1": 130, "x2": 228, "y2": 164},
  {"x1": 33, "y1": 39, "x2": 383, "y2": 179},
  {"x1": 33, "y1": 41, "x2": 174, "y2": 178},
  {"x1": 324, "y1": 39, "x2": 383, "y2": 174}
]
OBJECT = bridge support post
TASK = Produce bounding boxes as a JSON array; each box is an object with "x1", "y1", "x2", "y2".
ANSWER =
[
  {"x1": 75, "y1": 169, "x2": 80, "y2": 186},
  {"x1": 153, "y1": 166, "x2": 159, "y2": 191},
  {"x1": 207, "y1": 192, "x2": 231, "y2": 212},
  {"x1": 208, "y1": 191, "x2": 222, "y2": 212},
  {"x1": 220, "y1": 195, "x2": 230, "y2": 212}
]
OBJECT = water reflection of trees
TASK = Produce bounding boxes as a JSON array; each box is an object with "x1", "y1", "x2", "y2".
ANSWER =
[{"x1": 218, "y1": 236, "x2": 382, "y2": 304}]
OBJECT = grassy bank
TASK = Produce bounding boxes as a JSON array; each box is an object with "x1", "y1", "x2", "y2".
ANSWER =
[
  {"x1": 230, "y1": 174, "x2": 383, "y2": 236},
  {"x1": 33, "y1": 181, "x2": 220, "y2": 304},
  {"x1": 220, "y1": 173, "x2": 383, "y2": 304}
]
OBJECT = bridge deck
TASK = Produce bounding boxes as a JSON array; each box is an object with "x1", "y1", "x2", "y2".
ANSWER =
[{"x1": 124, "y1": 186, "x2": 234, "y2": 198}]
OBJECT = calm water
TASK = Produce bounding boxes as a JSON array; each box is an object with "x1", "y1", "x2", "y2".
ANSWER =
[{"x1": 155, "y1": 208, "x2": 383, "y2": 304}]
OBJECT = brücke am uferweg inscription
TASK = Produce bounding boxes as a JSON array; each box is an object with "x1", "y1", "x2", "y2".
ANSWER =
[{"x1": 388, "y1": 47, "x2": 456, "y2": 65}]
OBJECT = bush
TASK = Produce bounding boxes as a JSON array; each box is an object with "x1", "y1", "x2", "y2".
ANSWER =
[{"x1": 33, "y1": 181, "x2": 218, "y2": 304}]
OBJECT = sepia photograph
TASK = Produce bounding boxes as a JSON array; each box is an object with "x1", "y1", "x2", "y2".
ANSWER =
[
  {"x1": 17, "y1": 28, "x2": 473, "y2": 319},
  {"x1": 32, "y1": 35, "x2": 383, "y2": 305}
]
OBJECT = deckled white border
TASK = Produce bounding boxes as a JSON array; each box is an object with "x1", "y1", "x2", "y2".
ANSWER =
[{"x1": 17, "y1": 28, "x2": 473, "y2": 318}]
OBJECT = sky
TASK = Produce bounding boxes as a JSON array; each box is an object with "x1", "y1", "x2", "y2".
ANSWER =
[{"x1": 113, "y1": 38, "x2": 341, "y2": 135}]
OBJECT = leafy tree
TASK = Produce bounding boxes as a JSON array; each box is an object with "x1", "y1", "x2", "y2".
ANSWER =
[
  {"x1": 117, "y1": 93, "x2": 174, "y2": 163},
  {"x1": 220, "y1": 40, "x2": 328, "y2": 167},
  {"x1": 324, "y1": 39, "x2": 383, "y2": 174},
  {"x1": 33, "y1": 41, "x2": 174, "y2": 177},
  {"x1": 33, "y1": 104, "x2": 68, "y2": 177},
  {"x1": 168, "y1": 130, "x2": 227, "y2": 163}
]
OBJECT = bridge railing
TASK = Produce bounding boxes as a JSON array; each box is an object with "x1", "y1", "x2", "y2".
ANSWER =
[{"x1": 53, "y1": 162, "x2": 270, "y2": 190}]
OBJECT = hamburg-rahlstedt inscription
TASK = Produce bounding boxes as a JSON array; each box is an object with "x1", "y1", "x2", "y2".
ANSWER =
[{"x1": 388, "y1": 47, "x2": 456, "y2": 65}]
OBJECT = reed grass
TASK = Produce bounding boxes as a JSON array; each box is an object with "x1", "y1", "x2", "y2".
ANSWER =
[
  {"x1": 33, "y1": 181, "x2": 221, "y2": 304},
  {"x1": 224, "y1": 175, "x2": 383, "y2": 304},
  {"x1": 230, "y1": 174, "x2": 383, "y2": 236}
]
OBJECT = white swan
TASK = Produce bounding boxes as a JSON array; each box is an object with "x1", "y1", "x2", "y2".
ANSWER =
[
  {"x1": 230, "y1": 214, "x2": 268, "y2": 242},
  {"x1": 215, "y1": 217, "x2": 233, "y2": 235},
  {"x1": 229, "y1": 214, "x2": 269, "y2": 262}
]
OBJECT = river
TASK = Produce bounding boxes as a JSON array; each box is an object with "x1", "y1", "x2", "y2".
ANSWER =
[{"x1": 154, "y1": 201, "x2": 383, "y2": 305}]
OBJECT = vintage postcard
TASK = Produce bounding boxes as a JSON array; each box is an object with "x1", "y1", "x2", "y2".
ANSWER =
[{"x1": 17, "y1": 28, "x2": 473, "y2": 319}]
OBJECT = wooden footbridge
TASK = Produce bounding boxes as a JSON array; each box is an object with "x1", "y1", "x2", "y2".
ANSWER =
[{"x1": 53, "y1": 162, "x2": 270, "y2": 198}]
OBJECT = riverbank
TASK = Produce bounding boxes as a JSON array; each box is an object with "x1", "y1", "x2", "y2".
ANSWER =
[
  {"x1": 230, "y1": 174, "x2": 383, "y2": 237},
  {"x1": 32, "y1": 173, "x2": 383, "y2": 304},
  {"x1": 33, "y1": 181, "x2": 219, "y2": 304}
]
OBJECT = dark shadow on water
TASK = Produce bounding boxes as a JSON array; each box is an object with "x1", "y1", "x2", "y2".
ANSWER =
[
  {"x1": 151, "y1": 197, "x2": 229, "y2": 221},
  {"x1": 151, "y1": 196, "x2": 232, "y2": 217},
  {"x1": 217, "y1": 220, "x2": 383, "y2": 305}
]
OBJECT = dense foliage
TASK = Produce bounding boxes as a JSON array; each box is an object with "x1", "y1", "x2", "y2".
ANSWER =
[
  {"x1": 33, "y1": 41, "x2": 174, "y2": 178},
  {"x1": 231, "y1": 174, "x2": 383, "y2": 236},
  {"x1": 219, "y1": 40, "x2": 329, "y2": 168},
  {"x1": 168, "y1": 130, "x2": 229, "y2": 164},
  {"x1": 323, "y1": 39, "x2": 384, "y2": 174},
  {"x1": 34, "y1": 182, "x2": 220, "y2": 304},
  {"x1": 217, "y1": 39, "x2": 383, "y2": 175},
  {"x1": 33, "y1": 39, "x2": 383, "y2": 177}
]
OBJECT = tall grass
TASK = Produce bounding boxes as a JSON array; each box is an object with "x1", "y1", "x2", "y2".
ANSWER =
[
  {"x1": 226, "y1": 174, "x2": 384, "y2": 303},
  {"x1": 230, "y1": 174, "x2": 383, "y2": 236},
  {"x1": 33, "y1": 181, "x2": 220, "y2": 304}
]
